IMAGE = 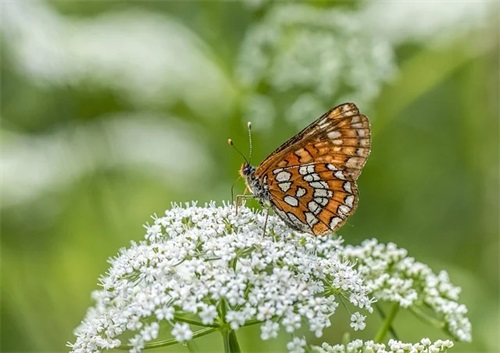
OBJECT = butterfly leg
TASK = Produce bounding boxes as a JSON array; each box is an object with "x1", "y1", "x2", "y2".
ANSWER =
[
  {"x1": 235, "y1": 193, "x2": 253, "y2": 215},
  {"x1": 262, "y1": 208, "x2": 269, "y2": 236},
  {"x1": 235, "y1": 196, "x2": 269, "y2": 235}
]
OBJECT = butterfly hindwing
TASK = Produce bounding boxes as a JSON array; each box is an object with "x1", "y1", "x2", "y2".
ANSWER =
[{"x1": 266, "y1": 162, "x2": 359, "y2": 235}]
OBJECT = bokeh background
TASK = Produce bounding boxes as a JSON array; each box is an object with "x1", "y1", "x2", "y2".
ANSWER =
[{"x1": 1, "y1": 1, "x2": 498, "y2": 352}]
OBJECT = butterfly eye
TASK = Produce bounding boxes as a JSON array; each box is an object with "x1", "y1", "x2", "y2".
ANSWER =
[{"x1": 240, "y1": 163, "x2": 254, "y2": 176}]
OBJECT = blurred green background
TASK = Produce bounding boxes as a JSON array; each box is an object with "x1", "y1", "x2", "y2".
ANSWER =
[{"x1": 1, "y1": 1, "x2": 498, "y2": 352}]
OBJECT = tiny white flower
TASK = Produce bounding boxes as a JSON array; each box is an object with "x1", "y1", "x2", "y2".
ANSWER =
[
  {"x1": 171, "y1": 323, "x2": 192, "y2": 342},
  {"x1": 199, "y1": 304, "x2": 217, "y2": 325},
  {"x1": 154, "y1": 305, "x2": 174, "y2": 321},
  {"x1": 260, "y1": 320, "x2": 280, "y2": 340},
  {"x1": 350, "y1": 312, "x2": 366, "y2": 331},
  {"x1": 287, "y1": 336, "x2": 306, "y2": 353},
  {"x1": 314, "y1": 339, "x2": 454, "y2": 353},
  {"x1": 226, "y1": 310, "x2": 247, "y2": 330}
]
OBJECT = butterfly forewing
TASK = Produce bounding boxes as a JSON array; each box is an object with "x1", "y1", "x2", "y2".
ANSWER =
[
  {"x1": 245, "y1": 102, "x2": 371, "y2": 236},
  {"x1": 257, "y1": 103, "x2": 370, "y2": 177}
]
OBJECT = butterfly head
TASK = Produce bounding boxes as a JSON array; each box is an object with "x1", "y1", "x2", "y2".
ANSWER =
[
  {"x1": 240, "y1": 162, "x2": 269, "y2": 204},
  {"x1": 239, "y1": 162, "x2": 255, "y2": 179}
]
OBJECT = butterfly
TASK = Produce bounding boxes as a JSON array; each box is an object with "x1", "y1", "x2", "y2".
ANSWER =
[{"x1": 238, "y1": 102, "x2": 371, "y2": 236}]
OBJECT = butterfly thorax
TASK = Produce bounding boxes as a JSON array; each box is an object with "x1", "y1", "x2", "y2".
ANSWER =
[{"x1": 240, "y1": 163, "x2": 271, "y2": 207}]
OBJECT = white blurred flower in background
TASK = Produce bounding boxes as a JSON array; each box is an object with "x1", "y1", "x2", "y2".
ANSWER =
[
  {"x1": 237, "y1": 4, "x2": 397, "y2": 129},
  {"x1": 2, "y1": 1, "x2": 235, "y2": 116},
  {"x1": 1, "y1": 116, "x2": 212, "y2": 208},
  {"x1": 360, "y1": 1, "x2": 489, "y2": 46},
  {"x1": 237, "y1": 1, "x2": 489, "y2": 129},
  {"x1": 1, "y1": 0, "x2": 231, "y2": 208}
]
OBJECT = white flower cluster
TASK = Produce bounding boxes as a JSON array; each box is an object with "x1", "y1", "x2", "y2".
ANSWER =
[
  {"x1": 344, "y1": 239, "x2": 472, "y2": 342},
  {"x1": 237, "y1": 3, "x2": 396, "y2": 129},
  {"x1": 314, "y1": 338, "x2": 454, "y2": 353},
  {"x1": 69, "y1": 202, "x2": 372, "y2": 353}
]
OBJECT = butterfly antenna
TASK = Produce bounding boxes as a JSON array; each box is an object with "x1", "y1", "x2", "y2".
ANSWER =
[
  {"x1": 228, "y1": 138, "x2": 250, "y2": 165},
  {"x1": 247, "y1": 122, "x2": 253, "y2": 164}
]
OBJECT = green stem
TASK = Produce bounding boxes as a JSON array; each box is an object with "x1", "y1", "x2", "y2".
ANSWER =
[
  {"x1": 174, "y1": 314, "x2": 220, "y2": 328},
  {"x1": 119, "y1": 327, "x2": 217, "y2": 350},
  {"x1": 218, "y1": 298, "x2": 241, "y2": 353},
  {"x1": 221, "y1": 328, "x2": 241, "y2": 353},
  {"x1": 374, "y1": 302, "x2": 400, "y2": 343},
  {"x1": 228, "y1": 330, "x2": 241, "y2": 353},
  {"x1": 409, "y1": 306, "x2": 445, "y2": 329},
  {"x1": 242, "y1": 319, "x2": 265, "y2": 327},
  {"x1": 222, "y1": 330, "x2": 231, "y2": 353},
  {"x1": 186, "y1": 339, "x2": 200, "y2": 353}
]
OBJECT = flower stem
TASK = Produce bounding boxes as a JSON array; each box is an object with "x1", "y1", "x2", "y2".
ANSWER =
[
  {"x1": 374, "y1": 302, "x2": 400, "y2": 343},
  {"x1": 222, "y1": 329, "x2": 241, "y2": 353},
  {"x1": 218, "y1": 298, "x2": 241, "y2": 353},
  {"x1": 124, "y1": 327, "x2": 217, "y2": 350},
  {"x1": 409, "y1": 305, "x2": 445, "y2": 329},
  {"x1": 229, "y1": 330, "x2": 241, "y2": 353}
]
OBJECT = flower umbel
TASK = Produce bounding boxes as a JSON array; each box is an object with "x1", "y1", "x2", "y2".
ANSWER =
[
  {"x1": 69, "y1": 202, "x2": 372, "y2": 352},
  {"x1": 344, "y1": 239, "x2": 472, "y2": 342},
  {"x1": 69, "y1": 203, "x2": 471, "y2": 352},
  {"x1": 313, "y1": 338, "x2": 454, "y2": 353}
]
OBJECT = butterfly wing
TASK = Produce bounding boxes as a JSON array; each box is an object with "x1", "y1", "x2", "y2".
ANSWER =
[
  {"x1": 257, "y1": 102, "x2": 371, "y2": 179},
  {"x1": 255, "y1": 103, "x2": 370, "y2": 235}
]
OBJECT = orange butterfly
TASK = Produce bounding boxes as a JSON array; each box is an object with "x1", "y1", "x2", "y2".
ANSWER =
[{"x1": 236, "y1": 102, "x2": 371, "y2": 236}]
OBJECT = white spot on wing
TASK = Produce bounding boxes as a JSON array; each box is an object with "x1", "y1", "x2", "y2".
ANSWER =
[
  {"x1": 276, "y1": 171, "x2": 292, "y2": 182},
  {"x1": 343, "y1": 181, "x2": 352, "y2": 193},
  {"x1": 318, "y1": 122, "x2": 330, "y2": 129},
  {"x1": 296, "y1": 187, "x2": 306, "y2": 197},
  {"x1": 315, "y1": 197, "x2": 328, "y2": 206},
  {"x1": 330, "y1": 217, "x2": 342, "y2": 230},
  {"x1": 327, "y1": 164, "x2": 338, "y2": 171},
  {"x1": 305, "y1": 212, "x2": 318, "y2": 227},
  {"x1": 314, "y1": 189, "x2": 332, "y2": 198},
  {"x1": 299, "y1": 164, "x2": 315, "y2": 175},
  {"x1": 303, "y1": 173, "x2": 320, "y2": 182},
  {"x1": 338, "y1": 205, "x2": 351, "y2": 216},
  {"x1": 327, "y1": 131, "x2": 341, "y2": 139},
  {"x1": 345, "y1": 195, "x2": 354, "y2": 207},
  {"x1": 308, "y1": 201, "x2": 321, "y2": 215},
  {"x1": 310, "y1": 181, "x2": 329, "y2": 189},
  {"x1": 278, "y1": 182, "x2": 291, "y2": 192},
  {"x1": 334, "y1": 171, "x2": 346, "y2": 180},
  {"x1": 284, "y1": 195, "x2": 299, "y2": 207},
  {"x1": 273, "y1": 168, "x2": 284, "y2": 174}
]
